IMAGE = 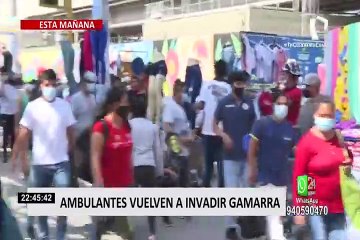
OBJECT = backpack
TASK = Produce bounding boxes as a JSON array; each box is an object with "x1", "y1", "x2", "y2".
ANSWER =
[{"x1": 77, "y1": 119, "x2": 109, "y2": 183}]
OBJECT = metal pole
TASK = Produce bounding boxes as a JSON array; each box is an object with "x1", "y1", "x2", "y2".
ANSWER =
[{"x1": 64, "y1": 0, "x2": 74, "y2": 43}]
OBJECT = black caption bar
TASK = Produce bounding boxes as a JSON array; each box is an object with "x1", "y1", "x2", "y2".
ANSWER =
[{"x1": 18, "y1": 192, "x2": 55, "y2": 204}]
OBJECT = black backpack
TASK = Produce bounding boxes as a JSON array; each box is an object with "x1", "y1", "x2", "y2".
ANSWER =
[
  {"x1": 77, "y1": 119, "x2": 109, "y2": 183},
  {"x1": 237, "y1": 216, "x2": 266, "y2": 239}
]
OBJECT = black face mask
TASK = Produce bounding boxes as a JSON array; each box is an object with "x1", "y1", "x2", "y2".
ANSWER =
[
  {"x1": 302, "y1": 89, "x2": 311, "y2": 98},
  {"x1": 234, "y1": 87, "x2": 244, "y2": 98},
  {"x1": 116, "y1": 106, "x2": 130, "y2": 119}
]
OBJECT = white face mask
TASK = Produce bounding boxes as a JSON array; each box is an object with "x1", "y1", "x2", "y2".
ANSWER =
[
  {"x1": 42, "y1": 86, "x2": 57, "y2": 102},
  {"x1": 273, "y1": 104, "x2": 288, "y2": 120}
]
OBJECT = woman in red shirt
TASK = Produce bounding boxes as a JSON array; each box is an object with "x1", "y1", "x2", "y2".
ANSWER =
[
  {"x1": 292, "y1": 99, "x2": 351, "y2": 240},
  {"x1": 91, "y1": 87, "x2": 133, "y2": 187}
]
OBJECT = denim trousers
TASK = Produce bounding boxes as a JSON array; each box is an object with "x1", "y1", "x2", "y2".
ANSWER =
[
  {"x1": 202, "y1": 135, "x2": 224, "y2": 187},
  {"x1": 223, "y1": 159, "x2": 248, "y2": 228},
  {"x1": 309, "y1": 213, "x2": 347, "y2": 240},
  {"x1": 28, "y1": 161, "x2": 71, "y2": 240}
]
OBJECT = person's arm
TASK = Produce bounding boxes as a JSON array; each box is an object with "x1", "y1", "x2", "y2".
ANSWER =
[
  {"x1": 11, "y1": 104, "x2": 33, "y2": 172},
  {"x1": 248, "y1": 120, "x2": 263, "y2": 184},
  {"x1": 292, "y1": 136, "x2": 312, "y2": 225},
  {"x1": 65, "y1": 103, "x2": 77, "y2": 153},
  {"x1": 213, "y1": 99, "x2": 226, "y2": 138},
  {"x1": 194, "y1": 84, "x2": 206, "y2": 110},
  {"x1": 153, "y1": 125, "x2": 164, "y2": 177},
  {"x1": 162, "y1": 104, "x2": 175, "y2": 134},
  {"x1": 14, "y1": 94, "x2": 22, "y2": 131},
  {"x1": 91, "y1": 124, "x2": 105, "y2": 187}
]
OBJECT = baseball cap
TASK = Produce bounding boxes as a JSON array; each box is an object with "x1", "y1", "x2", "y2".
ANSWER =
[
  {"x1": 303, "y1": 73, "x2": 321, "y2": 86},
  {"x1": 282, "y1": 59, "x2": 302, "y2": 76}
]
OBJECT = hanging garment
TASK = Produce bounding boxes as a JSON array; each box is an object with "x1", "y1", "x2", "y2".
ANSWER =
[
  {"x1": 222, "y1": 44, "x2": 235, "y2": 74},
  {"x1": 147, "y1": 59, "x2": 167, "y2": 124},
  {"x1": 184, "y1": 60, "x2": 202, "y2": 129},
  {"x1": 273, "y1": 47, "x2": 288, "y2": 82},
  {"x1": 60, "y1": 41, "x2": 77, "y2": 95},
  {"x1": 184, "y1": 60, "x2": 202, "y2": 104},
  {"x1": 0, "y1": 53, "x2": 4, "y2": 69},
  {"x1": 82, "y1": 31, "x2": 93, "y2": 73},
  {"x1": 91, "y1": 26, "x2": 108, "y2": 84},
  {"x1": 0, "y1": 51, "x2": 13, "y2": 74},
  {"x1": 255, "y1": 44, "x2": 275, "y2": 83},
  {"x1": 79, "y1": 40, "x2": 85, "y2": 78},
  {"x1": 241, "y1": 35, "x2": 256, "y2": 74}
]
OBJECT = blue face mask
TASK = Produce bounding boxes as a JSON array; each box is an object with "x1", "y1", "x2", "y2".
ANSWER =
[
  {"x1": 314, "y1": 116, "x2": 336, "y2": 132},
  {"x1": 42, "y1": 86, "x2": 57, "y2": 102}
]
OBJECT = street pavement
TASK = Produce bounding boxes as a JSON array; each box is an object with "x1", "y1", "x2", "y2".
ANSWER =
[{"x1": 1, "y1": 161, "x2": 226, "y2": 240}]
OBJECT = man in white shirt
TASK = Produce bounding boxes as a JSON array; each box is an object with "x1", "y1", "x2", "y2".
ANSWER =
[
  {"x1": 71, "y1": 71, "x2": 97, "y2": 182},
  {"x1": 11, "y1": 69, "x2": 76, "y2": 240},
  {"x1": 162, "y1": 80, "x2": 194, "y2": 188},
  {"x1": 195, "y1": 60, "x2": 232, "y2": 187},
  {"x1": 0, "y1": 73, "x2": 20, "y2": 162}
]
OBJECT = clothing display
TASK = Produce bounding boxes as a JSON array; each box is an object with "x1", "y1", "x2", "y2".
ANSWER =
[
  {"x1": 184, "y1": 60, "x2": 202, "y2": 104},
  {"x1": 82, "y1": 31, "x2": 93, "y2": 73},
  {"x1": 273, "y1": 47, "x2": 288, "y2": 82},
  {"x1": 241, "y1": 35, "x2": 256, "y2": 74},
  {"x1": 60, "y1": 41, "x2": 77, "y2": 95},
  {"x1": 90, "y1": 25, "x2": 108, "y2": 84},
  {"x1": 254, "y1": 43, "x2": 275, "y2": 83},
  {"x1": 222, "y1": 43, "x2": 235, "y2": 74},
  {"x1": 147, "y1": 53, "x2": 167, "y2": 124}
]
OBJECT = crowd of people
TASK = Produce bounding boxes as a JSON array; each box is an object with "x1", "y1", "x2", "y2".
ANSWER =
[{"x1": 0, "y1": 57, "x2": 354, "y2": 240}]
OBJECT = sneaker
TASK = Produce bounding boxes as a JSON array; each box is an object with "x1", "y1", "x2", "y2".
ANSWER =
[
  {"x1": 225, "y1": 227, "x2": 239, "y2": 240},
  {"x1": 27, "y1": 226, "x2": 36, "y2": 240}
]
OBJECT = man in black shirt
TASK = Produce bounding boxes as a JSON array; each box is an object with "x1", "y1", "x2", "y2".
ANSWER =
[{"x1": 128, "y1": 75, "x2": 147, "y2": 116}]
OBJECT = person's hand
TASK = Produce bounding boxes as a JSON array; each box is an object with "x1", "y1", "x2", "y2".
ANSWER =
[
  {"x1": 93, "y1": 175, "x2": 104, "y2": 187},
  {"x1": 221, "y1": 133, "x2": 233, "y2": 150},
  {"x1": 294, "y1": 215, "x2": 306, "y2": 225},
  {"x1": 248, "y1": 166, "x2": 258, "y2": 186}
]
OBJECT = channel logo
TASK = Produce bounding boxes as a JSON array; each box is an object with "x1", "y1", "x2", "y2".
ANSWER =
[{"x1": 297, "y1": 175, "x2": 315, "y2": 197}]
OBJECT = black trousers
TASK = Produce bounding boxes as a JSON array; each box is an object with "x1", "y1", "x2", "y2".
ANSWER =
[
  {"x1": 134, "y1": 166, "x2": 156, "y2": 235},
  {"x1": 1, "y1": 114, "x2": 15, "y2": 162}
]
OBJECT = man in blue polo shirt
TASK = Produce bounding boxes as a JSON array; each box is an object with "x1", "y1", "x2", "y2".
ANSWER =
[
  {"x1": 213, "y1": 71, "x2": 256, "y2": 240},
  {"x1": 248, "y1": 93, "x2": 296, "y2": 240}
]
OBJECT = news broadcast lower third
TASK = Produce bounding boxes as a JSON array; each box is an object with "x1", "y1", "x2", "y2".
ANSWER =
[{"x1": 18, "y1": 188, "x2": 286, "y2": 217}]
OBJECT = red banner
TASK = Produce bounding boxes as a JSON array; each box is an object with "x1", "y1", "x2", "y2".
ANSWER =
[{"x1": 20, "y1": 20, "x2": 103, "y2": 30}]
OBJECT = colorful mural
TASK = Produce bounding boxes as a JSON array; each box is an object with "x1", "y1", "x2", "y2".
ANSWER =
[
  {"x1": 20, "y1": 46, "x2": 68, "y2": 83},
  {"x1": 154, "y1": 36, "x2": 214, "y2": 96},
  {"x1": 334, "y1": 26, "x2": 350, "y2": 121}
]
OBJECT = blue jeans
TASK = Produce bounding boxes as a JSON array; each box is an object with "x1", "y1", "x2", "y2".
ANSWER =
[
  {"x1": 223, "y1": 159, "x2": 248, "y2": 228},
  {"x1": 28, "y1": 161, "x2": 71, "y2": 240},
  {"x1": 309, "y1": 213, "x2": 347, "y2": 240},
  {"x1": 202, "y1": 135, "x2": 224, "y2": 187}
]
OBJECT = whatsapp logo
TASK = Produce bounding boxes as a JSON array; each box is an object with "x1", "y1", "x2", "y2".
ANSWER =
[{"x1": 297, "y1": 175, "x2": 308, "y2": 197}]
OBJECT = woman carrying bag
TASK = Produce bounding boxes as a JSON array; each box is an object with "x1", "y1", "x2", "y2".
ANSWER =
[
  {"x1": 292, "y1": 99, "x2": 352, "y2": 240},
  {"x1": 90, "y1": 87, "x2": 134, "y2": 240}
]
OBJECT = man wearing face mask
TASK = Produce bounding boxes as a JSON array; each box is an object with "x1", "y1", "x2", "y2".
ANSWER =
[
  {"x1": 213, "y1": 71, "x2": 256, "y2": 240},
  {"x1": 298, "y1": 73, "x2": 331, "y2": 135},
  {"x1": 11, "y1": 69, "x2": 76, "y2": 240},
  {"x1": 70, "y1": 71, "x2": 97, "y2": 182},
  {"x1": 248, "y1": 94, "x2": 296, "y2": 240}
]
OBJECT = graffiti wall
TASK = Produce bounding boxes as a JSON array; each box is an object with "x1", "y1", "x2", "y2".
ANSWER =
[
  {"x1": 154, "y1": 35, "x2": 214, "y2": 94},
  {"x1": 325, "y1": 23, "x2": 360, "y2": 123}
]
